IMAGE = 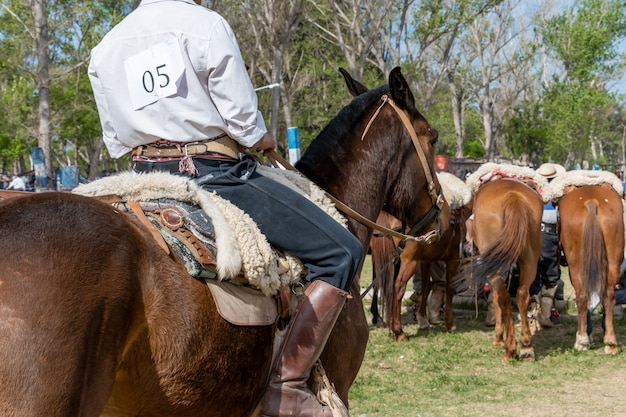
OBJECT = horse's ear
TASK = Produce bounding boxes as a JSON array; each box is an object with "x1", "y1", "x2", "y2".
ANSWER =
[
  {"x1": 339, "y1": 68, "x2": 369, "y2": 97},
  {"x1": 388, "y1": 67, "x2": 415, "y2": 110}
]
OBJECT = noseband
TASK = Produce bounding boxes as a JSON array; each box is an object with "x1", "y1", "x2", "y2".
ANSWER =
[{"x1": 362, "y1": 95, "x2": 446, "y2": 244}]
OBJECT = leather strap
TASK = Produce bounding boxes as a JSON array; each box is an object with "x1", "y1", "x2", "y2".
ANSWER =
[
  {"x1": 132, "y1": 135, "x2": 240, "y2": 160},
  {"x1": 266, "y1": 150, "x2": 412, "y2": 242},
  {"x1": 127, "y1": 200, "x2": 170, "y2": 254}
]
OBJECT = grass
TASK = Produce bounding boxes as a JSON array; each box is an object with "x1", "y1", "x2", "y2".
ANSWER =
[{"x1": 348, "y1": 256, "x2": 625, "y2": 417}]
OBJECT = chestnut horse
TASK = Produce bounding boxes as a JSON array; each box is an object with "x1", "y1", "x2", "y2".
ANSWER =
[
  {"x1": 370, "y1": 203, "x2": 470, "y2": 341},
  {"x1": 0, "y1": 67, "x2": 447, "y2": 416},
  {"x1": 468, "y1": 178, "x2": 543, "y2": 362},
  {"x1": 558, "y1": 185, "x2": 624, "y2": 353}
]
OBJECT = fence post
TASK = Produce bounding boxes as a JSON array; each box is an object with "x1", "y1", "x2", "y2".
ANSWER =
[{"x1": 287, "y1": 127, "x2": 300, "y2": 165}]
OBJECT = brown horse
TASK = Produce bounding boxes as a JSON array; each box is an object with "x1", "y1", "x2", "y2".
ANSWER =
[
  {"x1": 468, "y1": 177, "x2": 544, "y2": 362},
  {"x1": 0, "y1": 67, "x2": 447, "y2": 416},
  {"x1": 370, "y1": 201, "x2": 470, "y2": 341},
  {"x1": 558, "y1": 185, "x2": 624, "y2": 353}
]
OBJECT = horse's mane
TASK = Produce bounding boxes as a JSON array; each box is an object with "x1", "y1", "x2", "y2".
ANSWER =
[{"x1": 296, "y1": 84, "x2": 388, "y2": 172}]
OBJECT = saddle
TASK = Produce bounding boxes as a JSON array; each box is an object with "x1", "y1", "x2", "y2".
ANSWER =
[
  {"x1": 466, "y1": 162, "x2": 553, "y2": 202},
  {"x1": 72, "y1": 169, "x2": 346, "y2": 326},
  {"x1": 548, "y1": 169, "x2": 624, "y2": 200},
  {"x1": 109, "y1": 195, "x2": 299, "y2": 326}
]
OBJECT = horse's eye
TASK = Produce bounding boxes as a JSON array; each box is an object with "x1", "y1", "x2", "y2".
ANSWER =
[{"x1": 428, "y1": 127, "x2": 438, "y2": 146}]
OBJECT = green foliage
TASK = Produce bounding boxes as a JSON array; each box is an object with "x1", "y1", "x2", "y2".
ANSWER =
[
  {"x1": 0, "y1": 0, "x2": 135, "y2": 175},
  {"x1": 0, "y1": 76, "x2": 37, "y2": 169},
  {"x1": 1, "y1": 0, "x2": 626, "y2": 176},
  {"x1": 503, "y1": 0, "x2": 626, "y2": 166},
  {"x1": 543, "y1": 0, "x2": 626, "y2": 83}
]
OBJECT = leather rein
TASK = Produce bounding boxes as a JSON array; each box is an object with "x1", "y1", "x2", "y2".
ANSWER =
[{"x1": 268, "y1": 95, "x2": 445, "y2": 245}]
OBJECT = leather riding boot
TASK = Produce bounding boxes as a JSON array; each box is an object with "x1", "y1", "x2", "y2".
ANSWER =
[
  {"x1": 427, "y1": 290, "x2": 444, "y2": 325},
  {"x1": 261, "y1": 280, "x2": 349, "y2": 417},
  {"x1": 538, "y1": 285, "x2": 557, "y2": 328}
]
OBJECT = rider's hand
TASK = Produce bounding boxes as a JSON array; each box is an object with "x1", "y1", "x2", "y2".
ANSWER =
[{"x1": 251, "y1": 133, "x2": 277, "y2": 156}]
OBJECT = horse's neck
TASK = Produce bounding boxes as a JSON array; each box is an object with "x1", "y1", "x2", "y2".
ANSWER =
[{"x1": 323, "y1": 173, "x2": 384, "y2": 248}]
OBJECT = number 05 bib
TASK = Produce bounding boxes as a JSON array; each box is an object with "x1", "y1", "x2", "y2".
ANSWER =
[{"x1": 124, "y1": 39, "x2": 186, "y2": 110}]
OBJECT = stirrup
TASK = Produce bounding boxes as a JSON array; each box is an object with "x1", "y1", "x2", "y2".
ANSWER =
[{"x1": 310, "y1": 361, "x2": 349, "y2": 417}]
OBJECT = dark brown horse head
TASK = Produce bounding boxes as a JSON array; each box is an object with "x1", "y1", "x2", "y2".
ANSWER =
[{"x1": 297, "y1": 67, "x2": 449, "y2": 246}]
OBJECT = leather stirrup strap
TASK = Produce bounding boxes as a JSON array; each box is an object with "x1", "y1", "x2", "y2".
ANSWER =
[{"x1": 127, "y1": 200, "x2": 170, "y2": 254}]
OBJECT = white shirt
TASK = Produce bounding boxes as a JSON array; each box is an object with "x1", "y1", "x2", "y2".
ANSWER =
[
  {"x1": 88, "y1": 0, "x2": 266, "y2": 158},
  {"x1": 7, "y1": 176, "x2": 26, "y2": 191}
]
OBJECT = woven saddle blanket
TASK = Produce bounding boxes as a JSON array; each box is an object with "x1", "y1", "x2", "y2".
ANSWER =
[{"x1": 73, "y1": 166, "x2": 346, "y2": 298}]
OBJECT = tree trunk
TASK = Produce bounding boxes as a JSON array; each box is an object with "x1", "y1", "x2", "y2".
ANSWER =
[
  {"x1": 621, "y1": 123, "x2": 626, "y2": 176},
  {"x1": 31, "y1": 0, "x2": 52, "y2": 179},
  {"x1": 268, "y1": 50, "x2": 283, "y2": 141},
  {"x1": 447, "y1": 68, "x2": 465, "y2": 158},
  {"x1": 88, "y1": 137, "x2": 105, "y2": 181}
]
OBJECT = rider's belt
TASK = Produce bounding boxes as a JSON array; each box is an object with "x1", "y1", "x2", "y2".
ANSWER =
[
  {"x1": 131, "y1": 134, "x2": 240, "y2": 160},
  {"x1": 541, "y1": 222, "x2": 557, "y2": 234}
]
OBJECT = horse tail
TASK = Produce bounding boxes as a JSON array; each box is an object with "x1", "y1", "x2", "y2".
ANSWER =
[
  {"x1": 472, "y1": 193, "x2": 530, "y2": 288},
  {"x1": 370, "y1": 234, "x2": 396, "y2": 323},
  {"x1": 580, "y1": 200, "x2": 607, "y2": 303}
]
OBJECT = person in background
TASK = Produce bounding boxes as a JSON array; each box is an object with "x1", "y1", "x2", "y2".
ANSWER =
[
  {"x1": 7, "y1": 175, "x2": 26, "y2": 191},
  {"x1": 88, "y1": 1, "x2": 364, "y2": 416},
  {"x1": 531, "y1": 163, "x2": 565, "y2": 329}
]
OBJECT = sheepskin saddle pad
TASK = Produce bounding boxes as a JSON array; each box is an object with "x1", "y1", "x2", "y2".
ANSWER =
[
  {"x1": 548, "y1": 169, "x2": 624, "y2": 200},
  {"x1": 73, "y1": 167, "x2": 346, "y2": 299},
  {"x1": 465, "y1": 162, "x2": 554, "y2": 203},
  {"x1": 437, "y1": 171, "x2": 472, "y2": 224}
]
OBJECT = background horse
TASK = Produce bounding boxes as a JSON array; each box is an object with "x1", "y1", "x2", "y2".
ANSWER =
[
  {"x1": 558, "y1": 185, "x2": 624, "y2": 353},
  {"x1": 467, "y1": 177, "x2": 543, "y2": 362},
  {"x1": 370, "y1": 200, "x2": 470, "y2": 341},
  {"x1": 0, "y1": 67, "x2": 446, "y2": 417}
]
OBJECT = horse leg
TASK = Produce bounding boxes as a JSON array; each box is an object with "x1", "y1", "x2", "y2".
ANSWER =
[
  {"x1": 566, "y1": 263, "x2": 592, "y2": 350},
  {"x1": 491, "y1": 281, "x2": 505, "y2": 348},
  {"x1": 494, "y1": 279, "x2": 517, "y2": 362},
  {"x1": 370, "y1": 282, "x2": 382, "y2": 326},
  {"x1": 603, "y1": 262, "x2": 620, "y2": 354},
  {"x1": 444, "y1": 258, "x2": 459, "y2": 332},
  {"x1": 417, "y1": 263, "x2": 431, "y2": 330},
  {"x1": 516, "y1": 270, "x2": 535, "y2": 361},
  {"x1": 392, "y1": 263, "x2": 414, "y2": 341}
]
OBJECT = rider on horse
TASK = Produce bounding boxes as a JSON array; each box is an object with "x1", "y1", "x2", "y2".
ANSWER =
[{"x1": 88, "y1": 1, "x2": 364, "y2": 416}]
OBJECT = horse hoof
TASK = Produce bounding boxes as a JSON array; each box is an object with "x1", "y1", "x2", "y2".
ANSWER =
[
  {"x1": 395, "y1": 333, "x2": 409, "y2": 342},
  {"x1": 574, "y1": 342, "x2": 588, "y2": 351},
  {"x1": 493, "y1": 340, "x2": 505, "y2": 348},
  {"x1": 447, "y1": 325, "x2": 457, "y2": 333},
  {"x1": 417, "y1": 315, "x2": 429, "y2": 330},
  {"x1": 575, "y1": 333, "x2": 589, "y2": 351},
  {"x1": 519, "y1": 348, "x2": 535, "y2": 362},
  {"x1": 604, "y1": 344, "x2": 618, "y2": 355}
]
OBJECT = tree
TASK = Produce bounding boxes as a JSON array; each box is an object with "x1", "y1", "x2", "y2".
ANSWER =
[
  {"x1": 0, "y1": 0, "x2": 134, "y2": 181},
  {"x1": 511, "y1": 0, "x2": 626, "y2": 168}
]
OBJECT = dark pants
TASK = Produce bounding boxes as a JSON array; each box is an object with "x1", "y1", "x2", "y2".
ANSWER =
[
  {"x1": 531, "y1": 230, "x2": 560, "y2": 295},
  {"x1": 134, "y1": 155, "x2": 363, "y2": 291}
]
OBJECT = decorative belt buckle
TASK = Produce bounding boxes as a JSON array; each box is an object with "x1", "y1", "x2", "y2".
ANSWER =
[{"x1": 183, "y1": 143, "x2": 208, "y2": 156}]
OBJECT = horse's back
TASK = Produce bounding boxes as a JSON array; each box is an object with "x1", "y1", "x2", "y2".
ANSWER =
[
  {"x1": 559, "y1": 186, "x2": 624, "y2": 263},
  {"x1": 560, "y1": 186, "x2": 623, "y2": 231},
  {"x1": 473, "y1": 179, "x2": 543, "y2": 247},
  {"x1": 0, "y1": 193, "x2": 145, "y2": 416}
]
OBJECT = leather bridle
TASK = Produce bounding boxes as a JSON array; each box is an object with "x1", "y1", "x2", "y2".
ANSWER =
[
  {"x1": 359, "y1": 94, "x2": 446, "y2": 244},
  {"x1": 268, "y1": 95, "x2": 445, "y2": 245}
]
